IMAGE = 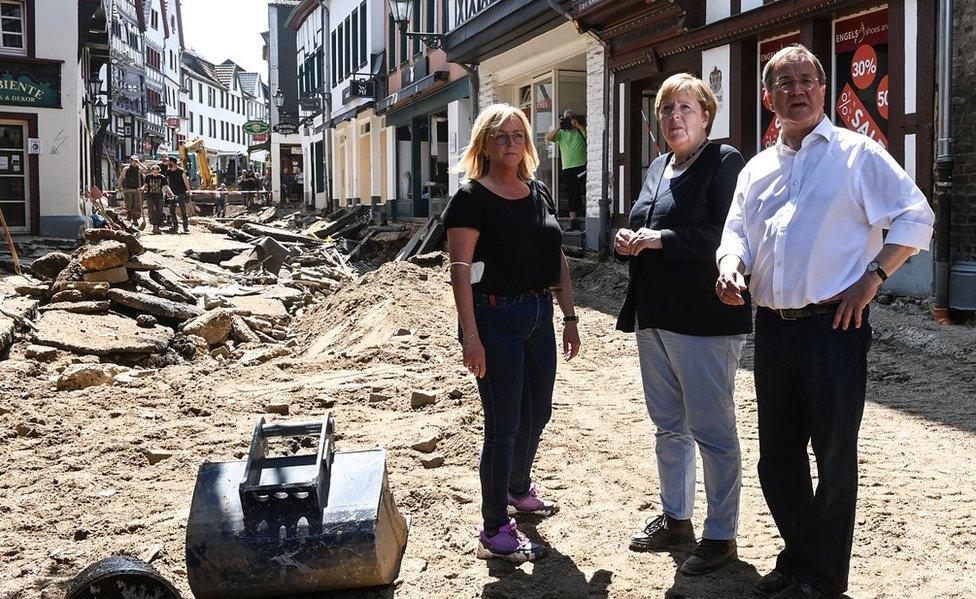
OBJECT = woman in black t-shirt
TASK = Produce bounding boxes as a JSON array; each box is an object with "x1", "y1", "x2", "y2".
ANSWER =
[{"x1": 445, "y1": 103, "x2": 580, "y2": 564}]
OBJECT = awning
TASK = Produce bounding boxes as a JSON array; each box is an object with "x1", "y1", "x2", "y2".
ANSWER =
[
  {"x1": 376, "y1": 71, "x2": 449, "y2": 114},
  {"x1": 329, "y1": 100, "x2": 375, "y2": 128},
  {"x1": 382, "y1": 77, "x2": 471, "y2": 128}
]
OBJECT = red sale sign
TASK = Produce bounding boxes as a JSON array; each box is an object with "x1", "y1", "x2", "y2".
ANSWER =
[
  {"x1": 834, "y1": 8, "x2": 889, "y2": 149},
  {"x1": 837, "y1": 83, "x2": 888, "y2": 147}
]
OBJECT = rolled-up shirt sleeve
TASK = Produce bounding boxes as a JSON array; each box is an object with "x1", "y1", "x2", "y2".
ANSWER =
[
  {"x1": 716, "y1": 171, "x2": 754, "y2": 274},
  {"x1": 857, "y1": 143, "x2": 935, "y2": 253}
]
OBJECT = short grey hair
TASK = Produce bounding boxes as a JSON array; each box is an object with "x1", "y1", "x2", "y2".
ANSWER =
[
  {"x1": 762, "y1": 44, "x2": 827, "y2": 91},
  {"x1": 563, "y1": 109, "x2": 577, "y2": 118}
]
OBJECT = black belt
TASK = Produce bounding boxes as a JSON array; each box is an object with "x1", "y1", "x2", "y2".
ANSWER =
[{"x1": 760, "y1": 303, "x2": 839, "y2": 321}]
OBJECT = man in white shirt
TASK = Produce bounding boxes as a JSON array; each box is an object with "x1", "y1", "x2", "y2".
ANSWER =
[{"x1": 716, "y1": 45, "x2": 934, "y2": 599}]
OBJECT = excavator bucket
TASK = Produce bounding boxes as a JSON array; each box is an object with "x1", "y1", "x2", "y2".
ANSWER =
[{"x1": 185, "y1": 413, "x2": 408, "y2": 598}]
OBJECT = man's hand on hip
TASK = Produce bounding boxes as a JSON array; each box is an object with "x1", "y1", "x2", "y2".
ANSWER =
[{"x1": 826, "y1": 272, "x2": 882, "y2": 330}]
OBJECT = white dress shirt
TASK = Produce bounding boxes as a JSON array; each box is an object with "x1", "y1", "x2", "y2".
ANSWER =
[{"x1": 717, "y1": 117, "x2": 935, "y2": 309}]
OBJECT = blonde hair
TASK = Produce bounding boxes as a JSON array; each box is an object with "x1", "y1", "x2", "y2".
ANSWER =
[
  {"x1": 455, "y1": 103, "x2": 540, "y2": 181},
  {"x1": 654, "y1": 73, "x2": 719, "y2": 135}
]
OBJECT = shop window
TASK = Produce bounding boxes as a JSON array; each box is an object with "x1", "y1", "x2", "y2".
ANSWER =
[
  {"x1": 351, "y1": 8, "x2": 359, "y2": 73},
  {"x1": 344, "y1": 15, "x2": 352, "y2": 79}
]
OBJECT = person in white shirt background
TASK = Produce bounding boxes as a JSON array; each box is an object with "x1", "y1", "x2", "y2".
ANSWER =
[{"x1": 715, "y1": 45, "x2": 935, "y2": 599}]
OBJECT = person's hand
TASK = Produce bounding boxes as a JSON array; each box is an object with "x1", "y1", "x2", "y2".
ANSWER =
[
  {"x1": 462, "y1": 335, "x2": 486, "y2": 379},
  {"x1": 716, "y1": 267, "x2": 748, "y2": 306},
  {"x1": 614, "y1": 228, "x2": 635, "y2": 256},
  {"x1": 563, "y1": 323, "x2": 580, "y2": 361},
  {"x1": 627, "y1": 227, "x2": 662, "y2": 253},
  {"x1": 825, "y1": 272, "x2": 882, "y2": 330}
]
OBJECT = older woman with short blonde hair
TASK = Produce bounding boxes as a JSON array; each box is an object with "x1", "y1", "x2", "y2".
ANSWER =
[
  {"x1": 445, "y1": 103, "x2": 580, "y2": 564},
  {"x1": 614, "y1": 73, "x2": 751, "y2": 575}
]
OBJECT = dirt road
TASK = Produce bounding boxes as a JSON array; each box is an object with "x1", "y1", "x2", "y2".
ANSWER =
[{"x1": 1, "y1": 247, "x2": 974, "y2": 599}]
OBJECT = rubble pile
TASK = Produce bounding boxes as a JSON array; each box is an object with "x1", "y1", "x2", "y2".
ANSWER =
[{"x1": 0, "y1": 204, "x2": 418, "y2": 386}]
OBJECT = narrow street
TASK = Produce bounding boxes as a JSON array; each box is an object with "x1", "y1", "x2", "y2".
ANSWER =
[{"x1": 1, "y1": 226, "x2": 974, "y2": 599}]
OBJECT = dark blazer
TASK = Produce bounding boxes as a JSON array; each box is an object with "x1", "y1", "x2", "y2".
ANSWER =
[{"x1": 616, "y1": 143, "x2": 752, "y2": 336}]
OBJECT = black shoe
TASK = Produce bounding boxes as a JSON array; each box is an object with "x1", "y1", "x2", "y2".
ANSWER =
[
  {"x1": 680, "y1": 538, "x2": 737, "y2": 575},
  {"x1": 754, "y1": 569, "x2": 793, "y2": 597},
  {"x1": 629, "y1": 514, "x2": 695, "y2": 552},
  {"x1": 769, "y1": 581, "x2": 836, "y2": 599}
]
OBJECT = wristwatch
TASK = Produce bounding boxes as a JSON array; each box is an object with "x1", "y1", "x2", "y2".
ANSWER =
[
  {"x1": 866, "y1": 261, "x2": 888, "y2": 282},
  {"x1": 563, "y1": 315, "x2": 579, "y2": 324}
]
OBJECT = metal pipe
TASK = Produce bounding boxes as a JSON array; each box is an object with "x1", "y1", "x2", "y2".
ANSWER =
[
  {"x1": 544, "y1": 0, "x2": 613, "y2": 258},
  {"x1": 318, "y1": 0, "x2": 334, "y2": 213},
  {"x1": 933, "y1": 0, "x2": 954, "y2": 323}
]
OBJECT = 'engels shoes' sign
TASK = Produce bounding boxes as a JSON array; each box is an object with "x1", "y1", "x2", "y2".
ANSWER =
[
  {"x1": 0, "y1": 59, "x2": 62, "y2": 109},
  {"x1": 450, "y1": 0, "x2": 498, "y2": 30}
]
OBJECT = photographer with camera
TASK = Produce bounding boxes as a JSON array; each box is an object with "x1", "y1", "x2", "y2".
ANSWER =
[{"x1": 545, "y1": 110, "x2": 587, "y2": 231}]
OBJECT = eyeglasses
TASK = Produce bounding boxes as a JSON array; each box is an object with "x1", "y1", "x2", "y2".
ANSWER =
[
  {"x1": 491, "y1": 131, "x2": 527, "y2": 146},
  {"x1": 658, "y1": 104, "x2": 700, "y2": 120},
  {"x1": 774, "y1": 76, "x2": 821, "y2": 92}
]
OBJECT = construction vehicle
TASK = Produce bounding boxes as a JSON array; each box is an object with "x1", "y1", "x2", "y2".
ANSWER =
[
  {"x1": 177, "y1": 138, "x2": 217, "y2": 190},
  {"x1": 185, "y1": 413, "x2": 408, "y2": 598}
]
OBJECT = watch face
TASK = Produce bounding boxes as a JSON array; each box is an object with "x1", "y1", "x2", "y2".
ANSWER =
[{"x1": 867, "y1": 262, "x2": 878, "y2": 272}]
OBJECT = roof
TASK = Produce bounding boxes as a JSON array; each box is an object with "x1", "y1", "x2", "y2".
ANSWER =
[
  {"x1": 181, "y1": 49, "x2": 224, "y2": 87},
  {"x1": 286, "y1": 0, "x2": 320, "y2": 30},
  {"x1": 237, "y1": 72, "x2": 260, "y2": 94},
  {"x1": 213, "y1": 60, "x2": 238, "y2": 87}
]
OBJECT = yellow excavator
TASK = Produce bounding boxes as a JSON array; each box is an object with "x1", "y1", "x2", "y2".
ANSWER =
[{"x1": 178, "y1": 138, "x2": 217, "y2": 190}]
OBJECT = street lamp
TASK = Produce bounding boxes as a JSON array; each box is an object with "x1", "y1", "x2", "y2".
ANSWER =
[
  {"x1": 387, "y1": 0, "x2": 444, "y2": 50},
  {"x1": 273, "y1": 89, "x2": 285, "y2": 108}
]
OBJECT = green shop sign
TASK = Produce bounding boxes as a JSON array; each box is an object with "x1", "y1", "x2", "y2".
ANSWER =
[
  {"x1": 0, "y1": 59, "x2": 62, "y2": 109},
  {"x1": 243, "y1": 120, "x2": 270, "y2": 135}
]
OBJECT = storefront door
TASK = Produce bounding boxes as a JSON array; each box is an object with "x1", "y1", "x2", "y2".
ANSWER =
[
  {"x1": 0, "y1": 121, "x2": 28, "y2": 233},
  {"x1": 531, "y1": 75, "x2": 554, "y2": 195}
]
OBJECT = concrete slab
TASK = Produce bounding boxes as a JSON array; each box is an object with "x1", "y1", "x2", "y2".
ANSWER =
[
  {"x1": 32, "y1": 311, "x2": 174, "y2": 356},
  {"x1": 225, "y1": 295, "x2": 288, "y2": 320}
]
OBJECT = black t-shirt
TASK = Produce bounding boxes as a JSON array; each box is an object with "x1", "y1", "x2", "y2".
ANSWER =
[
  {"x1": 122, "y1": 165, "x2": 143, "y2": 189},
  {"x1": 166, "y1": 167, "x2": 188, "y2": 194},
  {"x1": 444, "y1": 179, "x2": 562, "y2": 295},
  {"x1": 145, "y1": 174, "x2": 168, "y2": 196}
]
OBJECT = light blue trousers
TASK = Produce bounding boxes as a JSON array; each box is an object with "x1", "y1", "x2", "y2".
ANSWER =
[{"x1": 635, "y1": 328, "x2": 746, "y2": 541}]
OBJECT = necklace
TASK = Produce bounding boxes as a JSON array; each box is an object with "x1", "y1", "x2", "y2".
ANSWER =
[{"x1": 671, "y1": 139, "x2": 709, "y2": 169}]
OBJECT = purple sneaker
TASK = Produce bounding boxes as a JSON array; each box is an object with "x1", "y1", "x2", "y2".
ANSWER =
[
  {"x1": 507, "y1": 484, "x2": 559, "y2": 517},
  {"x1": 476, "y1": 519, "x2": 548, "y2": 564}
]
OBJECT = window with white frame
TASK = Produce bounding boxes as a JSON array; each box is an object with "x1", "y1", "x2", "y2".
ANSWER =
[{"x1": 1, "y1": 0, "x2": 26, "y2": 55}]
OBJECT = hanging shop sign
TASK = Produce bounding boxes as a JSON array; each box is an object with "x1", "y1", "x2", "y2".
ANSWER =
[
  {"x1": 252, "y1": 133, "x2": 267, "y2": 143},
  {"x1": 834, "y1": 8, "x2": 889, "y2": 148},
  {"x1": 273, "y1": 122, "x2": 299, "y2": 135},
  {"x1": 244, "y1": 120, "x2": 271, "y2": 135},
  {"x1": 758, "y1": 31, "x2": 802, "y2": 150},
  {"x1": 0, "y1": 59, "x2": 62, "y2": 109},
  {"x1": 342, "y1": 79, "x2": 374, "y2": 104},
  {"x1": 165, "y1": 116, "x2": 181, "y2": 129}
]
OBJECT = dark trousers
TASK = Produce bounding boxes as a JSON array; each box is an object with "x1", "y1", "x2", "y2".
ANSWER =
[
  {"x1": 754, "y1": 307, "x2": 872, "y2": 595},
  {"x1": 168, "y1": 193, "x2": 189, "y2": 230},
  {"x1": 469, "y1": 291, "x2": 557, "y2": 535},
  {"x1": 146, "y1": 194, "x2": 165, "y2": 227},
  {"x1": 559, "y1": 165, "x2": 586, "y2": 214}
]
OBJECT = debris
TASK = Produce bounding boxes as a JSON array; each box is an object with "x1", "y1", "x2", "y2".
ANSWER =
[
  {"x1": 124, "y1": 255, "x2": 163, "y2": 271},
  {"x1": 419, "y1": 454, "x2": 445, "y2": 469},
  {"x1": 408, "y1": 251, "x2": 445, "y2": 267},
  {"x1": 38, "y1": 300, "x2": 111, "y2": 314},
  {"x1": 240, "y1": 222, "x2": 325, "y2": 245},
  {"x1": 30, "y1": 251, "x2": 72, "y2": 280},
  {"x1": 136, "y1": 314, "x2": 158, "y2": 328},
  {"x1": 229, "y1": 314, "x2": 261, "y2": 344},
  {"x1": 13, "y1": 283, "x2": 49, "y2": 297},
  {"x1": 32, "y1": 311, "x2": 174, "y2": 356},
  {"x1": 182, "y1": 308, "x2": 234, "y2": 346},
  {"x1": 369, "y1": 392, "x2": 392, "y2": 403},
  {"x1": 73, "y1": 529, "x2": 89, "y2": 541},
  {"x1": 84, "y1": 227, "x2": 145, "y2": 256},
  {"x1": 141, "y1": 544, "x2": 164, "y2": 563},
  {"x1": 82, "y1": 265, "x2": 129, "y2": 284},
  {"x1": 78, "y1": 240, "x2": 130, "y2": 272},
  {"x1": 264, "y1": 401, "x2": 291, "y2": 415},
  {"x1": 61, "y1": 281, "x2": 110, "y2": 299},
  {"x1": 148, "y1": 269, "x2": 196, "y2": 302},
  {"x1": 24, "y1": 344, "x2": 57, "y2": 361},
  {"x1": 448, "y1": 388, "x2": 463, "y2": 400},
  {"x1": 50, "y1": 289, "x2": 84, "y2": 303},
  {"x1": 410, "y1": 434, "x2": 441, "y2": 453},
  {"x1": 239, "y1": 345, "x2": 292, "y2": 366},
  {"x1": 410, "y1": 389, "x2": 438, "y2": 409},
  {"x1": 56, "y1": 363, "x2": 128, "y2": 391},
  {"x1": 107, "y1": 288, "x2": 202, "y2": 321},
  {"x1": 14, "y1": 422, "x2": 40, "y2": 437},
  {"x1": 145, "y1": 450, "x2": 174, "y2": 465}
]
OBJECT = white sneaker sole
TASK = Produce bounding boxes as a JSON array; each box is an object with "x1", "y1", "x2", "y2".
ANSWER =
[
  {"x1": 506, "y1": 504, "x2": 560, "y2": 517},
  {"x1": 475, "y1": 541, "x2": 545, "y2": 564}
]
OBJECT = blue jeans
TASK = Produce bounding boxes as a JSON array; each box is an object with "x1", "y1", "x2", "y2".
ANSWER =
[
  {"x1": 635, "y1": 328, "x2": 745, "y2": 541},
  {"x1": 469, "y1": 291, "x2": 557, "y2": 535},
  {"x1": 754, "y1": 307, "x2": 871, "y2": 595}
]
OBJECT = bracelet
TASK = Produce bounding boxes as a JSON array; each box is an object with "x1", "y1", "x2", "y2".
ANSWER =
[
  {"x1": 450, "y1": 262, "x2": 471, "y2": 268},
  {"x1": 563, "y1": 315, "x2": 579, "y2": 323},
  {"x1": 462, "y1": 331, "x2": 479, "y2": 343}
]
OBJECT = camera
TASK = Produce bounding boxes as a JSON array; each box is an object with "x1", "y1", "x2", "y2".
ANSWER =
[{"x1": 560, "y1": 114, "x2": 586, "y2": 130}]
